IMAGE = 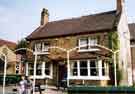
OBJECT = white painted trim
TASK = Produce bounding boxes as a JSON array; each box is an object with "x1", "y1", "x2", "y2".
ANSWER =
[
  {"x1": 26, "y1": 63, "x2": 28, "y2": 76},
  {"x1": 68, "y1": 76, "x2": 110, "y2": 80},
  {"x1": 33, "y1": 52, "x2": 50, "y2": 55},
  {"x1": 98, "y1": 60, "x2": 102, "y2": 78},
  {"x1": 42, "y1": 62, "x2": 45, "y2": 77},
  {"x1": 77, "y1": 60, "x2": 80, "y2": 76},
  {"x1": 50, "y1": 63, "x2": 53, "y2": 78},
  {"x1": 78, "y1": 49, "x2": 100, "y2": 52},
  {"x1": 30, "y1": 75, "x2": 52, "y2": 79}
]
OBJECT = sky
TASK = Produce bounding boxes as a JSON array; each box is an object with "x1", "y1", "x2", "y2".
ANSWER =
[{"x1": 0, "y1": 0, "x2": 135, "y2": 43}]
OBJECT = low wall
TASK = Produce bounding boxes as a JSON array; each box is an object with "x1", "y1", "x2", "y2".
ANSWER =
[{"x1": 68, "y1": 86, "x2": 135, "y2": 94}]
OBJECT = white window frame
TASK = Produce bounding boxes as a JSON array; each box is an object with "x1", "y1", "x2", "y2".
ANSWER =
[
  {"x1": 78, "y1": 38, "x2": 88, "y2": 51},
  {"x1": 43, "y1": 62, "x2": 53, "y2": 79},
  {"x1": 42, "y1": 42, "x2": 50, "y2": 52},
  {"x1": 34, "y1": 42, "x2": 50, "y2": 54},
  {"x1": 29, "y1": 62, "x2": 53, "y2": 79},
  {"x1": 78, "y1": 37, "x2": 99, "y2": 52},
  {"x1": 35, "y1": 43, "x2": 42, "y2": 52},
  {"x1": 69, "y1": 59, "x2": 109, "y2": 80}
]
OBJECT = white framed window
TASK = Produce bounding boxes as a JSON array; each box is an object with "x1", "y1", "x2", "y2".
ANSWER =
[
  {"x1": 78, "y1": 37, "x2": 98, "y2": 52},
  {"x1": 70, "y1": 61, "x2": 78, "y2": 76},
  {"x1": 35, "y1": 43, "x2": 42, "y2": 52},
  {"x1": 79, "y1": 38, "x2": 88, "y2": 50},
  {"x1": 28, "y1": 62, "x2": 53, "y2": 79},
  {"x1": 42, "y1": 42, "x2": 50, "y2": 52},
  {"x1": 35, "y1": 42, "x2": 50, "y2": 53},
  {"x1": 90, "y1": 60, "x2": 99, "y2": 76},
  {"x1": 89, "y1": 38, "x2": 97, "y2": 47},
  {"x1": 69, "y1": 59, "x2": 109, "y2": 80},
  {"x1": 44, "y1": 62, "x2": 52, "y2": 76},
  {"x1": 80, "y1": 60, "x2": 88, "y2": 76}
]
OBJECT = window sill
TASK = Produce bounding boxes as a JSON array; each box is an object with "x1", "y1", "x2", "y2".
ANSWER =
[
  {"x1": 29, "y1": 75, "x2": 52, "y2": 79},
  {"x1": 68, "y1": 76, "x2": 109, "y2": 80},
  {"x1": 78, "y1": 49, "x2": 100, "y2": 52},
  {"x1": 34, "y1": 51, "x2": 50, "y2": 55}
]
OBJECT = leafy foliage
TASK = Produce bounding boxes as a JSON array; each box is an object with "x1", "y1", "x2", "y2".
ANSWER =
[
  {"x1": 108, "y1": 31, "x2": 121, "y2": 85},
  {"x1": 108, "y1": 31, "x2": 120, "y2": 51},
  {"x1": 16, "y1": 38, "x2": 28, "y2": 54}
]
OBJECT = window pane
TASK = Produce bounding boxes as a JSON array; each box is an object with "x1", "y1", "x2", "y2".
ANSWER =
[
  {"x1": 36, "y1": 64, "x2": 42, "y2": 75},
  {"x1": 90, "y1": 60, "x2": 98, "y2": 76},
  {"x1": 102, "y1": 62, "x2": 105, "y2": 76},
  {"x1": 29, "y1": 63, "x2": 34, "y2": 75},
  {"x1": 80, "y1": 60, "x2": 88, "y2": 76},
  {"x1": 42, "y1": 42, "x2": 50, "y2": 52},
  {"x1": 35, "y1": 43, "x2": 42, "y2": 52},
  {"x1": 70, "y1": 61, "x2": 78, "y2": 76},
  {"x1": 89, "y1": 38, "x2": 97, "y2": 46},
  {"x1": 79, "y1": 39, "x2": 88, "y2": 50},
  {"x1": 45, "y1": 62, "x2": 50, "y2": 75}
]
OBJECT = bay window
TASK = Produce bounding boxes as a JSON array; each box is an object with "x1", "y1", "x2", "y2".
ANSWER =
[
  {"x1": 28, "y1": 62, "x2": 52, "y2": 79},
  {"x1": 69, "y1": 59, "x2": 109, "y2": 80}
]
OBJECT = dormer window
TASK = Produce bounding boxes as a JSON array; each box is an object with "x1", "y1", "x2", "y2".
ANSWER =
[{"x1": 78, "y1": 37, "x2": 98, "y2": 52}]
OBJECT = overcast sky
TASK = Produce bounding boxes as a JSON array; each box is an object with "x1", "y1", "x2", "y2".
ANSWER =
[{"x1": 0, "y1": 0, "x2": 134, "y2": 43}]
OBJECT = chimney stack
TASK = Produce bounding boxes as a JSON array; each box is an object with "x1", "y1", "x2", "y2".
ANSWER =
[
  {"x1": 40, "y1": 8, "x2": 49, "y2": 26},
  {"x1": 117, "y1": 0, "x2": 125, "y2": 13}
]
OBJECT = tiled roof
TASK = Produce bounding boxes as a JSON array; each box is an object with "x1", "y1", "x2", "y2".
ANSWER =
[
  {"x1": 26, "y1": 10, "x2": 118, "y2": 40},
  {"x1": 0, "y1": 39, "x2": 16, "y2": 49}
]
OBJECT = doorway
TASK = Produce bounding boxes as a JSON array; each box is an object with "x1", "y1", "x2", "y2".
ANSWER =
[{"x1": 58, "y1": 63, "x2": 67, "y2": 88}]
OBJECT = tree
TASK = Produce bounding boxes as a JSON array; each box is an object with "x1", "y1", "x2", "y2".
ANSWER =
[{"x1": 16, "y1": 39, "x2": 28, "y2": 54}]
